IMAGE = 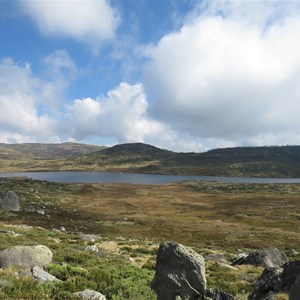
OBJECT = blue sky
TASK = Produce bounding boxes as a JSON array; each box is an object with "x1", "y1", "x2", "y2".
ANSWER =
[{"x1": 1, "y1": 0, "x2": 300, "y2": 151}]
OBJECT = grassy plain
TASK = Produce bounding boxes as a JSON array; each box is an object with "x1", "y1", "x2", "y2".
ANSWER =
[{"x1": 0, "y1": 178, "x2": 298, "y2": 299}]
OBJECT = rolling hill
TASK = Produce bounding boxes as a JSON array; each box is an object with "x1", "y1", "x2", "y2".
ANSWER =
[
  {"x1": 1, "y1": 142, "x2": 300, "y2": 177},
  {"x1": 72, "y1": 143, "x2": 300, "y2": 178},
  {"x1": 0, "y1": 142, "x2": 105, "y2": 160}
]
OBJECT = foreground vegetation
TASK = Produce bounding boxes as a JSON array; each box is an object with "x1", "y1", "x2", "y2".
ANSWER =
[{"x1": 0, "y1": 177, "x2": 298, "y2": 299}]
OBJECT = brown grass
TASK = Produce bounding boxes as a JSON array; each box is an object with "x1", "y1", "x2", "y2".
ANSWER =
[
  {"x1": 0, "y1": 179, "x2": 299, "y2": 253},
  {"x1": 65, "y1": 181, "x2": 300, "y2": 251}
]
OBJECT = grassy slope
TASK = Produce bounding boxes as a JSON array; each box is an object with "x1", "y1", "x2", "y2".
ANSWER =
[{"x1": 0, "y1": 178, "x2": 297, "y2": 299}]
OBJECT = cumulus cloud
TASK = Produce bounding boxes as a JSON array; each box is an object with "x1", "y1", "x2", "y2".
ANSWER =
[
  {"x1": 143, "y1": 1, "x2": 300, "y2": 148},
  {"x1": 0, "y1": 55, "x2": 203, "y2": 151},
  {"x1": 0, "y1": 56, "x2": 70, "y2": 143},
  {"x1": 65, "y1": 82, "x2": 165, "y2": 142},
  {"x1": 20, "y1": 0, "x2": 120, "y2": 47},
  {"x1": 62, "y1": 82, "x2": 202, "y2": 151}
]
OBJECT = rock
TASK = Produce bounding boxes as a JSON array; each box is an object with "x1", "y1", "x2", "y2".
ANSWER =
[
  {"x1": 281, "y1": 261, "x2": 300, "y2": 291},
  {"x1": 24, "y1": 206, "x2": 35, "y2": 212},
  {"x1": 231, "y1": 253, "x2": 248, "y2": 265},
  {"x1": 84, "y1": 245, "x2": 99, "y2": 252},
  {"x1": 78, "y1": 233, "x2": 101, "y2": 241},
  {"x1": 150, "y1": 241, "x2": 206, "y2": 300},
  {"x1": 204, "y1": 254, "x2": 227, "y2": 264},
  {"x1": 0, "y1": 191, "x2": 20, "y2": 211},
  {"x1": 128, "y1": 257, "x2": 135, "y2": 262},
  {"x1": 288, "y1": 249, "x2": 298, "y2": 257},
  {"x1": 289, "y1": 273, "x2": 300, "y2": 300},
  {"x1": 0, "y1": 245, "x2": 52, "y2": 269},
  {"x1": 248, "y1": 267, "x2": 283, "y2": 300},
  {"x1": 254, "y1": 291, "x2": 277, "y2": 300},
  {"x1": 73, "y1": 289, "x2": 106, "y2": 299},
  {"x1": 23, "y1": 206, "x2": 45, "y2": 214},
  {"x1": 232, "y1": 248, "x2": 288, "y2": 268},
  {"x1": 32, "y1": 266, "x2": 59, "y2": 282},
  {"x1": 205, "y1": 288, "x2": 235, "y2": 299}
]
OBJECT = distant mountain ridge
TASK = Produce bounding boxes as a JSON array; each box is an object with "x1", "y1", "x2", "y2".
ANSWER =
[
  {"x1": 1, "y1": 142, "x2": 300, "y2": 178},
  {"x1": 0, "y1": 142, "x2": 105, "y2": 160}
]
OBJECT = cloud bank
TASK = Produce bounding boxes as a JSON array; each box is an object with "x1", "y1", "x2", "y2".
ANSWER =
[
  {"x1": 63, "y1": 82, "x2": 199, "y2": 151},
  {"x1": 3, "y1": 1, "x2": 300, "y2": 151},
  {"x1": 144, "y1": 1, "x2": 300, "y2": 148}
]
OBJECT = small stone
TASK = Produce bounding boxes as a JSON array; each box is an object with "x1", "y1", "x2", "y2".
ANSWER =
[
  {"x1": 85, "y1": 245, "x2": 99, "y2": 252},
  {"x1": 128, "y1": 257, "x2": 135, "y2": 262},
  {"x1": 288, "y1": 249, "x2": 298, "y2": 257},
  {"x1": 73, "y1": 289, "x2": 106, "y2": 300}
]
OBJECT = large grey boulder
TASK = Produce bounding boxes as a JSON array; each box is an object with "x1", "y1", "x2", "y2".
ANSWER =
[
  {"x1": 0, "y1": 191, "x2": 20, "y2": 211},
  {"x1": 150, "y1": 241, "x2": 206, "y2": 300},
  {"x1": 73, "y1": 289, "x2": 106, "y2": 299},
  {"x1": 289, "y1": 273, "x2": 300, "y2": 300},
  {"x1": 281, "y1": 261, "x2": 300, "y2": 291},
  {"x1": 232, "y1": 248, "x2": 288, "y2": 269},
  {"x1": 0, "y1": 245, "x2": 52, "y2": 269},
  {"x1": 248, "y1": 267, "x2": 283, "y2": 300}
]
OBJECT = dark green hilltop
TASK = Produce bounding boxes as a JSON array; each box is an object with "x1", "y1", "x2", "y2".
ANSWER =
[
  {"x1": 71, "y1": 143, "x2": 300, "y2": 178},
  {"x1": 2, "y1": 142, "x2": 299, "y2": 178}
]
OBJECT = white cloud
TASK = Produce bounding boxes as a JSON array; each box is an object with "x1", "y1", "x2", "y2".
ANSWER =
[
  {"x1": 143, "y1": 1, "x2": 300, "y2": 148},
  {"x1": 63, "y1": 82, "x2": 202, "y2": 151},
  {"x1": 20, "y1": 0, "x2": 120, "y2": 47},
  {"x1": 64, "y1": 82, "x2": 163, "y2": 141},
  {"x1": 0, "y1": 57, "x2": 66, "y2": 143}
]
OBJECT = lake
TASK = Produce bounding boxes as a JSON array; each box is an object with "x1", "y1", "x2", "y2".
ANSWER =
[{"x1": 0, "y1": 171, "x2": 300, "y2": 184}]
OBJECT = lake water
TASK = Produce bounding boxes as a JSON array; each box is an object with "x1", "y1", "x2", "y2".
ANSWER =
[{"x1": 0, "y1": 171, "x2": 300, "y2": 184}]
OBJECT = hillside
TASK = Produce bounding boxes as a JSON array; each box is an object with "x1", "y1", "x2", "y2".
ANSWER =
[
  {"x1": 1, "y1": 142, "x2": 300, "y2": 177},
  {"x1": 72, "y1": 143, "x2": 300, "y2": 178},
  {"x1": 0, "y1": 142, "x2": 105, "y2": 160}
]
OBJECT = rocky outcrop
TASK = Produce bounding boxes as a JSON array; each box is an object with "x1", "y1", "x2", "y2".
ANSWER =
[
  {"x1": 0, "y1": 191, "x2": 20, "y2": 211},
  {"x1": 150, "y1": 241, "x2": 206, "y2": 300},
  {"x1": 232, "y1": 248, "x2": 288, "y2": 268},
  {"x1": 73, "y1": 289, "x2": 106, "y2": 299},
  {"x1": 248, "y1": 260, "x2": 300, "y2": 299},
  {"x1": 0, "y1": 245, "x2": 52, "y2": 269},
  {"x1": 248, "y1": 267, "x2": 283, "y2": 300}
]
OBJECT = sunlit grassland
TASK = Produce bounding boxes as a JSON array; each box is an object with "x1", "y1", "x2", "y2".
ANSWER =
[{"x1": 0, "y1": 178, "x2": 298, "y2": 299}]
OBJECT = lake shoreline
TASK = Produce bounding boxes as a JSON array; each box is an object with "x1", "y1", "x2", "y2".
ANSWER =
[{"x1": 1, "y1": 171, "x2": 300, "y2": 185}]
